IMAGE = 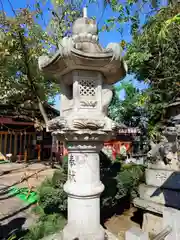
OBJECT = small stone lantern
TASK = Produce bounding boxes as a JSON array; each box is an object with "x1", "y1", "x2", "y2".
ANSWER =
[{"x1": 39, "y1": 8, "x2": 127, "y2": 240}]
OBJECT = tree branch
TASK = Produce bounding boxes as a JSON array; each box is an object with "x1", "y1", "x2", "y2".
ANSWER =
[{"x1": 6, "y1": 0, "x2": 49, "y2": 129}]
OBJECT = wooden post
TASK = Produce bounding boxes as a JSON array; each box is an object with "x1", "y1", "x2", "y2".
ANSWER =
[
  {"x1": 20, "y1": 133, "x2": 22, "y2": 159},
  {"x1": 9, "y1": 133, "x2": 12, "y2": 154},
  {"x1": 32, "y1": 133, "x2": 36, "y2": 160},
  {"x1": 27, "y1": 133, "x2": 31, "y2": 160},
  {"x1": 24, "y1": 149, "x2": 28, "y2": 162},
  {"x1": 4, "y1": 134, "x2": 7, "y2": 156},
  {"x1": 40, "y1": 131, "x2": 44, "y2": 161},
  {"x1": 38, "y1": 144, "x2": 41, "y2": 161},
  {"x1": 14, "y1": 133, "x2": 17, "y2": 156},
  {"x1": 0, "y1": 133, "x2": 2, "y2": 153},
  {"x1": 24, "y1": 133, "x2": 27, "y2": 162},
  {"x1": 51, "y1": 135, "x2": 56, "y2": 168},
  {"x1": 37, "y1": 131, "x2": 43, "y2": 161}
]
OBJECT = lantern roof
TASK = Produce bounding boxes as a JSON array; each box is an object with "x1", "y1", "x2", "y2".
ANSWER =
[{"x1": 38, "y1": 8, "x2": 127, "y2": 84}]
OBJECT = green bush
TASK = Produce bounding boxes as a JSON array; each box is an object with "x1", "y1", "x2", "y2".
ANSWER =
[
  {"x1": 37, "y1": 169, "x2": 67, "y2": 214},
  {"x1": 100, "y1": 151, "x2": 145, "y2": 211},
  {"x1": 61, "y1": 156, "x2": 68, "y2": 175},
  {"x1": 50, "y1": 152, "x2": 145, "y2": 212},
  {"x1": 19, "y1": 169, "x2": 68, "y2": 240},
  {"x1": 31, "y1": 205, "x2": 45, "y2": 216},
  {"x1": 51, "y1": 169, "x2": 67, "y2": 188},
  {"x1": 100, "y1": 151, "x2": 121, "y2": 209},
  {"x1": 116, "y1": 164, "x2": 145, "y2": 200},
  {"x1": 23, "y1": 213, "x2": 66, "y2": 240}
]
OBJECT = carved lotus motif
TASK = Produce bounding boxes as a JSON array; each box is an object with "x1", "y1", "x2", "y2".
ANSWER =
[
  {"x1": 73, "y1": 119, "x2": 104, "y2": 130},
  {"x1": 80, "y1": 100, "x2": 97, "y2": 107},
  {"x1": 48, "y1": 117, "x2": 66, "y2": 131}
]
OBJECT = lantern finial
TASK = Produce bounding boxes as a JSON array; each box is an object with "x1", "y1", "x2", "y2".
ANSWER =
[{"x1": 83, "y1": 7, "x2": 87, "y2": 18}]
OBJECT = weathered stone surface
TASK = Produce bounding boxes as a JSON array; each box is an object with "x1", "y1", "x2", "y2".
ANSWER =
[
  {"x1": 142, "y1": 213, "x2": 163, "y2": 238},
  {"x1": 139, "y1": 184, "x2": 180, "y2": 209},
  {"x1": 41, "y1": 230, "x2": 118, "y2": 240},
  {"x1": 133, "y1": 200, "x2": 180, "y2": 238},
  {"x1": 145, "y1": 168, "x2": 180, "y2": 190},
  {"x1": 125, "y1": 227, "x2": 149, "y2": 240},
  {"x1": 163, "y1": 208, "x2": 180, "y2": 240},
  {"x1": 133, "y1": 199, "x2": 180, "y2": 238},
  {"x1": 136, "y1": 91, "x2": 180, "y2": 238},
  {"x1": 148, "y1": 162, "x2": 180, "y2": 171},
  {"x1": 133, "y1": 198, "x2": 165, "y2": 237},
  {"x1": 61, "y1": 142, "x2": 107, "y2": 240},
  {"x1": 133, "y1": 198, "x2": 164, "y2": 215},
  {"x1": 38, "y1": 15, "x2": 127, "y2": 85},
  {"x1": 147, "y1": 97, "x2": 180, "y2": 171}
]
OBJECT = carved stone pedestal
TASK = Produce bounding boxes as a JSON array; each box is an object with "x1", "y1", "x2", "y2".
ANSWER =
[
  {"x1": 62, "y1": 141, "x2": 105, "y2": 240},
  {"x1": 134, "y1": 167, "x2": 180, "y2": 237}
]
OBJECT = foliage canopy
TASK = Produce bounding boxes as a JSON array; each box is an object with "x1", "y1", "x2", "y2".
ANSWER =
[
  {"x1": 0, "y1": 0, "x2": 81, "y2": 123},
  {"x1": 127, "y1": 3, "x2": 180, "y2": 136},
  {"x1": 108, "y1": 81, "x2": 148, "y2": 132}
]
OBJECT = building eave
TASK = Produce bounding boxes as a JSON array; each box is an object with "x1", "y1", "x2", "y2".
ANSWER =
[{"x1": 0, "y1": 117, "x2": 34, "y2": 126}]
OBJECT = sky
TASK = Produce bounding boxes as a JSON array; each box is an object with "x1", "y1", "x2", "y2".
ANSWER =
[{"x1": 1, "y1": 0, "x2": 166, "y2": 110}]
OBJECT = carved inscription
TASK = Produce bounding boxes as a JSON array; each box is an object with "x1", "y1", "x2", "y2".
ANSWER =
[
  {"x1": 155, "y1": 172, "x2": 169, "y2": 182},
  {"x1": 69, "y1": 154, "x2": 76, "y2": 167},
  {"x1": 69, "y1": 170, "x2": 76, "y2": 182},
  {"x1": 68, "y1": 154, "x2": 76, "y2": 182}
]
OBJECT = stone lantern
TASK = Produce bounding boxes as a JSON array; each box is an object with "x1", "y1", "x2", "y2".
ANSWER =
[
  {"x1": 39, "y1": 8, "x2": 127, "y2": 240},
  {"x1": 133, "y1": 96, "x2": 180, "y2": 236}
]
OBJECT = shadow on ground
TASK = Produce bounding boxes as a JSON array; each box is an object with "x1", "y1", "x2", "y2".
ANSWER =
[
  {"x1": 130, "y1": 208, "x2": 143, "y2": 227},
  {"x1": 99, "y1": 151, "x2": 144, "y2": 228},
  {"x1": 0, "y1": 217, "x2": 28, "y2": 240}
]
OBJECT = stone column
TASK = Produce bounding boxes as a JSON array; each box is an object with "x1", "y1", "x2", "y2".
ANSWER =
[{"x1": 62, "y1": 141, "x2": 105, "y2": 240}]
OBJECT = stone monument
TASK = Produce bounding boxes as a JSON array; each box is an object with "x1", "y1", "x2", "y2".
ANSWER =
[
  {"x1": 133, "y1": 97, "x2": 180, "y2": 237},
  {"x1": 38, "y1": 8, "x2": 127, "y2": 240}
]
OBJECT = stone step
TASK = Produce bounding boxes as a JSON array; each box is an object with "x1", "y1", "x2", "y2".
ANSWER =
[
  {"x1": 148, "y1": 163, "x2": 179, "y2": 171},
  {"x1": 145, "y1": 168, "x2": 180, "y2": 190},
  {"x1": 139, "y1": 184, "x2": 180, "y2": 209},
  {"x1": 133, "y1": 197, "x2": 164, "y2": 215}
]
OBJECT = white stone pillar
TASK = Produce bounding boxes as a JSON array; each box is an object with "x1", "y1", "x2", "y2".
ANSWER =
[{"x1": 62, "y1": 141, "x2": 105, "y2": 240}]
